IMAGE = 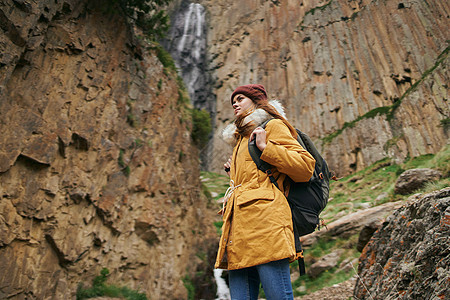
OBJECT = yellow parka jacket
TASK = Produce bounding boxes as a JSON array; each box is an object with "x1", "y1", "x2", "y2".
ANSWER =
[{"x1": 215, "y1": 104, "x2": 316, "y2": 270}]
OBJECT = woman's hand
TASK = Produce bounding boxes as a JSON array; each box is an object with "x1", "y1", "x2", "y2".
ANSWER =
[
  {"x1": 250, "y1": 127, "x2": 267, "y2": 151},
  {"x1": 224, "y1": 157, "x2": 232, "y2": 176}
]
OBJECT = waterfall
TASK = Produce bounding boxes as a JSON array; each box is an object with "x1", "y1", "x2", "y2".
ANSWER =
[
  {"x1": 214, "y1": 269, "x2": 231, "y2": 300},
  {"x1": 162, "y1": 0, "x2": 216, "y2": 170},
  {"x1": 177, "y1": 3, "x2": 204, "y2": 58},
  {"x1": 163, "y1": 1, "x2": 213, "y2": 112},
  {"x1": 176, "y1": 3, "x2": 205, "y2": 97}
]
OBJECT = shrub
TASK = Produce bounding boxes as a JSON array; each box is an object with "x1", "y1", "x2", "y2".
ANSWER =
[
  {"x1": 440, "y1": 118, "x2": 450, "y2": 132},
  {"x1": 76, "y1": 268, "x2": 147, "y2": 300},
  {"x1": 182, "y1": 275, "x2": 195, "y2": 300},
  {"x1": 108, "y1": 0, "x2": 171, "y2": 40},
  {"x1": 154, "y1": 44, "x2": 177, "y2": 72},
  {"x1": 191, "y1": 108, "x2": 212, "y2": 149}
]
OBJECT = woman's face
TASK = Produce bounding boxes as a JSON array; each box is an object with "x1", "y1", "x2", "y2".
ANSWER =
[{"x1": 232, "y1": 94, "x2": 254, "y2": 117}]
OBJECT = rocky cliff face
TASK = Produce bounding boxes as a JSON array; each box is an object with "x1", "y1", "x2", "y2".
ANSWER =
[
  {"x1": 200, "y1": 0, "x2": 449, "y2": 175},
  {"x1": 354, "y1": 187, "x2": 449, "y2": 299},
  {"x1": 0, "y1": 0, "x2": 215, "y2": 298}
]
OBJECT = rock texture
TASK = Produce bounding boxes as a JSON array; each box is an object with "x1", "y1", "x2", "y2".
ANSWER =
[
  {"x1": 356, "y1": 218, "x2": 383, "y2": 252},
  {"x1": 199, "y1": 0, "x2": 449, "y2": 175},
  {"x1": 0, "y1": 1, "x2": 216, "y2": 299},
  {"x1": 354, "y1": 187, "x2": 450, "y2": 299}
]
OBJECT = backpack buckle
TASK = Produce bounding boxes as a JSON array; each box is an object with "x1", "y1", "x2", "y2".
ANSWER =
[{"x1": 319, "y1": 218, "x2": 328, "y2": 230}]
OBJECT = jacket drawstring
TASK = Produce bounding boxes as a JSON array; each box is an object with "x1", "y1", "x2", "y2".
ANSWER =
[{"x1": 220, "y1": 180, "x2": 241, "y2": 215}]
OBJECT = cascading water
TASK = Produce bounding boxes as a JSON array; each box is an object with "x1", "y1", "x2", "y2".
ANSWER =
[
  {"x1": 177, "y1": 3, "x2": 203, "y2": 59},
  {"x1": 163, "y1": 1, "x2": 215, "y2": 114},
  {"x1": 162, "y1": 0, "x2": 216, "y2": 170},
  {"x1": 214, "y1": 269, "x2": 231, "y2": 300}
]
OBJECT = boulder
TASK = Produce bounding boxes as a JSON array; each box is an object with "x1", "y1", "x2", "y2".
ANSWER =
[
  {"x1": 354, "y1": 187, "x2": 450, "y2": 299},
  {"x1": 301, "y1": 201, "x2": 402, "y2": 246},
  {"x1": 307, "y1": 249, "x2": 344, "y2": 278},
  {"x1": 394, "y1": 168, "x2": 442, "y2": 195}
]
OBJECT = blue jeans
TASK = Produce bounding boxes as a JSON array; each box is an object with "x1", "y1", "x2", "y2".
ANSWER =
[{"x1": 228, "y1": 258, "x2": 293, "y2": 300}]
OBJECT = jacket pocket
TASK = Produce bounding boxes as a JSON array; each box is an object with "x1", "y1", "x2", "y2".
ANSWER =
[{"x1": 236, "y1": 188, "x2": 274, "y2": 206}]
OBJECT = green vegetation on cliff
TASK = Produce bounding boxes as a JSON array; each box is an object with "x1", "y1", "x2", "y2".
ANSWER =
[
  {"x1": 321, "y1": 45, "x2": 449, "y2": 145},
  {"x1": 106, "y1": 0, "x2": 171, "y2": 40},
  {"x1": 327, "y1": 144, "x2": 449, "y2": 221},
  {"x1": 191, "y1": 108, "x2": 212, "y2": 149},
  {"x1": 77, "y1": 268, "x2": 147, "y2": 300}
]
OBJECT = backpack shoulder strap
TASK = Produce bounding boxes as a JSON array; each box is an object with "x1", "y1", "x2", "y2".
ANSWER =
[
  {"x1": 295, "y1": 129, "x2": 324, "y2": 171},
  {"x1": 248, "y1": 119, "x2": 272, "y2": 171},
  {"x1": 248, "y1": 119, "x2": 280, "y2": 188}
]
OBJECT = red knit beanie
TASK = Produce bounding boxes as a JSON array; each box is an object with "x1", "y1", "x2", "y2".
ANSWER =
[{"x1": 230, "y1": 84, "x2": 268, "y2": 104}]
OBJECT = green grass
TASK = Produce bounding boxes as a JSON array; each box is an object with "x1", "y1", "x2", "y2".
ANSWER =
[
  {"x1": 200, "y1": 171, "x2": 230, "y2": 202},
  {"x1": 290, "y1": 144, "x2": 449, "y2": 296},
  {"x1": 76, "y1": 268, "x2": 146, "y2": 300},
  {"x1": 387, "y1": 45, "x2": 449, "y2": 119},
  {"x1": 182, "y1": 275, "x2": 195, "y2": 300},
  {"x1": 200, "y1": 171, "x2": 229, "y2": 236},
  {"x1": 440, "y1": 118, "x2": 450, "y2": 131},
  {"x1": 291, "y1": 233, "x2": 360, "y2": 296},
  {"x1": 305, "y1": 0, "x2": 332, "y2": 16},
  {"x1": 191, "y1": 108, "x2": 212, "y2": 149},
  {"x1": 153, "y1": 44, "x2": 177, "y2": 72},
  {"x1": 403, "y1": 144, "x2": 449, "y2": 176},
  {"x1": 324, "y1": 158, "x2": 399, "y2": 222},
  {"x1": 321, "y1": 106, "x2": 391, "y2": 144},
  {"x1": 213, "y1": 221, "x2": 223, "y2": 236},
  {"x1": 324, "y1": 144, "x2": 449, "y2": 223},
  {"x1": 298, "y1": 0, "x2": 333, "y2": 30},
  {"x1": 293, "y1": 265, "x2": 357, "y2": 296}
]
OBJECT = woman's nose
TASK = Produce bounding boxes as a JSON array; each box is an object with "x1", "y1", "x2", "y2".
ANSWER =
[{"x1": 232, "y1": 103, "x2": 238, "y2": 108}]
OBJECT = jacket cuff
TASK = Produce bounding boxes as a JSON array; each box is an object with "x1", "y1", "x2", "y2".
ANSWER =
[{"x1": 260, "y1": 140, "x2": 281, "y2": 165}]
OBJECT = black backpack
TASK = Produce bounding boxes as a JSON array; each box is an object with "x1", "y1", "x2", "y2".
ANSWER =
[{"x1": 248, "y1": 119, "x2": 334, "y2": 274}]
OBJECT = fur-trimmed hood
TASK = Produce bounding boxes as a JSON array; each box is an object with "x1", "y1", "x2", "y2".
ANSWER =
[{"x1": 222, "y1": 100, "x2": 287, "y2": 145}]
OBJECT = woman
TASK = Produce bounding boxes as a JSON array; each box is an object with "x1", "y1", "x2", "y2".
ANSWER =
[{"x1": 215, "y1": 84, "x2": 316, "y2": 299}]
